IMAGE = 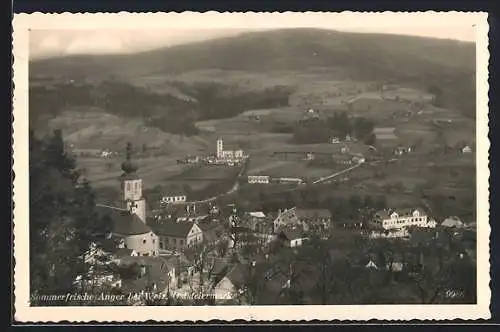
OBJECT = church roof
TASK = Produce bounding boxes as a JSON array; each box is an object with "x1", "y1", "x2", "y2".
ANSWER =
[{"x1": 97, "y1": 205, "x2": 152, "y2": 236}]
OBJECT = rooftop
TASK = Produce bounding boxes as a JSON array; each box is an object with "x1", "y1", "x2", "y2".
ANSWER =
[
  {"x1": 148, "y1": 219, "x2": 194, "y2": 238},
  {"x1": 295, "y1": 208, "x2": 331, "y2": 219},
  {"x1": 97, "y1": 205, "x2": 152, "y2": 236}
]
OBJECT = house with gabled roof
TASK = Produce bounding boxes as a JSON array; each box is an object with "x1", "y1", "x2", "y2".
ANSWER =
[
  {"x1": 276, "y1": 228, "x2": 308, "y2": 247},
  {"x1": 149, "y1": 220, "x2": 203, "y2": 252},
  {"x1": 372, "y1": 207, "x2": 435, "y2": 230}
]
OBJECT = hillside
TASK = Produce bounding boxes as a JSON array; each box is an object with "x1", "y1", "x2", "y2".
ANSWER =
[
  {"x1": 29, "y1": 28, "x2": 477, "y2": 138},
  {"x1": 31, "y1": 29, "x2": 475, "y2": 78}
]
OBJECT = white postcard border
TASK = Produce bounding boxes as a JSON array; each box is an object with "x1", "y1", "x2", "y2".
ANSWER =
[{"x1": 13, "y1": 12, "x2": 491, "y2": 322}]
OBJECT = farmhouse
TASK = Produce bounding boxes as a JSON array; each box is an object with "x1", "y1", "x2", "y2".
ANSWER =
[
  {"x1": 248, "y1": 175, "x2": 270, "y2": 184},
  {"x1": 161, "y1": 190, "x2": 187, "y2": 205},
  {"x1": 372, "y1": 208, "x2": 436, "y2": 230}
]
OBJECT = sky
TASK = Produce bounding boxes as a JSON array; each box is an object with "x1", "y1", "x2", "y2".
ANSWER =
[{"x1": 28, "y1": 12, "x2": 481, "y2": 59}]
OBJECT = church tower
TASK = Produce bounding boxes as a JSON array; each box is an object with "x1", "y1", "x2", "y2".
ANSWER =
[
  {"x1": 120, "y1": 142, "x2": 146, "y2": 222},
  {"x1": 216, "y1": 137, "x2": 224, "y2": 159}
]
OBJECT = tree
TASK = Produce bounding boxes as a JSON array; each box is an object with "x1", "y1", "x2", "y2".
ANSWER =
[{"x1": 29, "y1": 129, "x2": 112, "y2": 305}]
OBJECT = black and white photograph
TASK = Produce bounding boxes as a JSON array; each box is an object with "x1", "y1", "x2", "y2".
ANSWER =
[{"x1": 13, "y1": 12, "x2": 490, "y2": 321}]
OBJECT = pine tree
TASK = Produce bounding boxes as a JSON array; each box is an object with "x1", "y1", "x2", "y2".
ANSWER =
[{"x1": 29, "y1": 129, "x2": 111, "y2": 305}]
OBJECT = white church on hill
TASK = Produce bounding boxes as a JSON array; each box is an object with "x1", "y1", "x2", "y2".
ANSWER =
[{"x1": 216, "y1": 137, "x2": 244, "y2": 161}]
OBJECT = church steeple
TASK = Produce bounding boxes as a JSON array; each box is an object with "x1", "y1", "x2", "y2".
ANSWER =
[
  {"x1": 120, "y1": 142, "x2": 146, "y2": 222},
  {"x1": 121, "y1": 142, "x2": 139, "y2": 175}
]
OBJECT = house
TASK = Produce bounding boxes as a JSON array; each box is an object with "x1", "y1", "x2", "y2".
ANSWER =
[
  {"x1": 247, "y1": 175, "x2": 270, "y2": 184},
  {"x1": 150, "y1": 220, "x2": 203, "y2": 252},
  {"x1": 386, "y1": 261, "x2": 404, "y2": 272},
  {"x1": 273, "y1": 207, "x2": 301, "y2": 232},
  {"x1": 161, "y1": 190, "x2": 187, "y2": 205},
  {"x1": 278, "y1": 177, "x2": 305, "y2": 185},
  {"x1": 276, "y1": 228, "x2": 308, "y2": 247},
  {"x1": 441, "y1": 216, "x2": 465, "y2": 228},
  {"x1": 330, "y1": 137, "x2": 341, "y2": 144},
  {"x1": 212, "y1": 263, "x2": 251, "y2": 303},
  {"x1": 372, "y1": 208, "x2": 434, "y2": 230},
  {"x1": 332, "y1": 154, "x2": 354, "y2": 165},
  {"x1": 365, "y1": 259, "x2": 378, "y2": 270},
  {"x1": 120, "y1": 256, "x2": 178, "y2": 300},
  {"x1": 305, "y1": 153, "x2": 315, "y2": 161},
  {"x1": 197, "y1": 221, "x2": 227, "y2": 245},
  {"x1": 295, "y1": 208, "x2": 332, "y2": 232},
  {"x1": 461, "y1": 145, "x2": 473, "y2": 154}
]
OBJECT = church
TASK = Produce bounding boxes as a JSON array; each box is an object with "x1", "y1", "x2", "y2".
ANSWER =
[
  {"x1": 96, "y1": 142, "x2": 160, "y2": 256},
  {"x1": 96, "y1": 143, "x2": 206, "y2": 256}
]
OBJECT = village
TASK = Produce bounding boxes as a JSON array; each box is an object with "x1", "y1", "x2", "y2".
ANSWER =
[{"x1": 75, "y1": 134, "x2": 477, "y2": 305}]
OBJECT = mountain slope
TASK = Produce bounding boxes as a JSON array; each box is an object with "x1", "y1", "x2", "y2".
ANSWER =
[
  {"x1": 30, "y1": 28, "x2": 475, "y2": 80},
  {"x1": 29, "y1": 28, "x2": 477, "y2": 136}
]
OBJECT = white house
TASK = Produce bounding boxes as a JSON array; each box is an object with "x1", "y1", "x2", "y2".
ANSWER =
[
  {"x1": 441, "y1": 216, "x2": 464, "y2": 228},
  {"x1": 161, "y1": 191, "x2": 187, "y2": 205},
  {"x1": 248, "y1": 175, "x2": 270, "y2": 184},
  {"x1": 277, "y1": 229, "x2": 307, "y2": 247},
  {"x1": 461, "y1": 145, "x2": 473, "y2": 154},
  {"x1": 373, "y1": 208, "x2": 434, "y2": 230}
]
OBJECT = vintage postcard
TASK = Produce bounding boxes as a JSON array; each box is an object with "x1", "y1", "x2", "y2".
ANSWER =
[{"x1": 13, "y1": 12, "x2": 490, "y2": 322}]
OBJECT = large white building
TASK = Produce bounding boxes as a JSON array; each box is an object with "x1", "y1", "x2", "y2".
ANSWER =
[
  {"x1": 248, "y1": 175, "x2": 270, "y2": 184},
  {"x1": 216, "y1": 137, "x2": 244, "y2": 160},
  {"x1": 373, "y1": 208, "x2": 436, "y2": 230}
]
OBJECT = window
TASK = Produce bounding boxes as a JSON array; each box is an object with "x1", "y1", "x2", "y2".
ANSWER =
[
  {"x1": 126, "y1": 183, "x2": 131, "y2": 191},
  {"x1": 142, "y1": 239, "x2": 146, "y2": 244},
  {"x1": 152, "y1": 239, "x2": 156, "y2": 244}
]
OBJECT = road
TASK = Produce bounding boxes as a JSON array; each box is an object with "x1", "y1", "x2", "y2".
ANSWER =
[
  {"x1": 312, "y1": 163, "x2": 362, "y2": 185},
  {"x1": 185, "y1": 158, "x2": 248, "y2": 204}
]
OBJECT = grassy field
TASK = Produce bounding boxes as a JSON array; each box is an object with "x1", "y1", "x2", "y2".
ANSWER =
[
  {"x1": 47, "y1": 110, "x2": 210, "y2": 156},
  {"x1": 78, "y1": 156, "x2": 189, "y2": 189},
  {"x1": 246, "y1": 155, "x2": 340, "y2": 181}
]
